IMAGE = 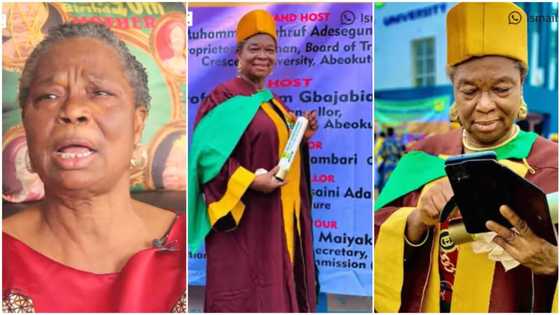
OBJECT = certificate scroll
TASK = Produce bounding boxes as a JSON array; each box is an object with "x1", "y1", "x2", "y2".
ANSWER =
[{"x1": 275, "y1": 116, "x2": 308, "y2": 181}]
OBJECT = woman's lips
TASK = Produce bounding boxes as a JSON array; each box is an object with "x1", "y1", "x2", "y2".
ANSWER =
[
  {"x1": 52, "y1": 148, "x2": 96, "y2": 169},
  {"x1": 473, "y1": 120, "x2": 499, "y2": 132},
  {"x1": 55, "y1": 138, "x2": 96, "y2": 151},
  {"x1": 52, "y1": 140, "x2": 97, "y2": 169},
  {"x1": 253, "y1": 64, "x2": 269, "y2": 70},
  {"x1": 56, "y1": 146, "x2": 94, "y2": 159}
]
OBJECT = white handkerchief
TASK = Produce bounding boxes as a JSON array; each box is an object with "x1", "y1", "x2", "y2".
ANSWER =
[{"x1": 471, "y1": 232, "x2": 520, "y2": 271}]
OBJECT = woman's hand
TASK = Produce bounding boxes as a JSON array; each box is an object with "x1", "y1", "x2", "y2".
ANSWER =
[
  {"x1": 250, "y1": 166, "x2": 286, "y2": 193},
  {"x1": 406, "y1": 177, "x2": 455, "y2": 243},
  {"x1": 486, "y1": 205, "x2": 558, "y2": 275},
  {"x1": 303, "y1": 110, "x2": 318, "y2": 140}
]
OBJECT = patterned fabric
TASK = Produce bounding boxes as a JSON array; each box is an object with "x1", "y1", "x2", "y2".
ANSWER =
[
  {"x1": 438, "y1": 219, "x2": 459, "y2": 313},
  {"x1": 2, "y1": 292, "x2": 35, "y2": 313},
  {"x1": 171, "y1": 291, "x2": 186, "y2": 313},
  {"x1": 2, "y1": 290, "x2": 188, "y2": 313}
]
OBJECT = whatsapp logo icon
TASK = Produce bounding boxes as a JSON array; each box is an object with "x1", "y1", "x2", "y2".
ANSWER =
[{"x1": 508, "y1": 11, "x2": 522, "y2": 24}]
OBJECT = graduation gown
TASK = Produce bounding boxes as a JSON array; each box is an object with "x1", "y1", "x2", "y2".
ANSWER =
[
  {"x1": 374, "y1": 128, "x2": 558, "y2": 312},
  {"x1": 192, "y1": 77, "x2": 316, "y2": 312}
]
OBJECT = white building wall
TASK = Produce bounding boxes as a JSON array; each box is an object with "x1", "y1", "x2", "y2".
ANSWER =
[{"x1": 374, "y1": 2, "x2": 456, "y2": 90}]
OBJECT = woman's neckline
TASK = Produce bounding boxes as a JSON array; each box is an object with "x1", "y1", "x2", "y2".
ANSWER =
[
  {"x1": 3, "y1": 213, "x2": 183, "y2": 277},
  {"x1": 462, "y1": 125, "x2": 520, "y2": 152},
  {"x1": 236, "y1": 74, "x2": 265, "y2": 91}
]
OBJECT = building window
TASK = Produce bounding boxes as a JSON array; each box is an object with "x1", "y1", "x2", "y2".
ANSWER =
[{"x1": 412, "y1": 37, "x2": 435, "y2": 87}]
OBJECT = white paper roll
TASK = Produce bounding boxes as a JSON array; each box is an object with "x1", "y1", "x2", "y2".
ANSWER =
[{"x1": 275, "y1": 116, "x2": 308, "y2": 180}]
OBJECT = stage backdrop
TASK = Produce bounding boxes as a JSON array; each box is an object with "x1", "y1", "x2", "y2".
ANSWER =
[
  {"x1": 188, "y1": 3, "x2": 373, "y2": 296},
  {"x1": 2, "y1": 2, "x2": 186, "y2": 204}
]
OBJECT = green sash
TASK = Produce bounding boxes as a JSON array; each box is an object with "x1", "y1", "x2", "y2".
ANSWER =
[
  {"x1": 375, "y1": 130, "x2": 538, "y2": 211},
  {"x1": 188, "y1": 89, "x2": 273, "y2": 251}
]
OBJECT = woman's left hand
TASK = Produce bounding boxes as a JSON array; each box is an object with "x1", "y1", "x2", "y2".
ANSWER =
[
  {"x1": 303, "y1": 110, "x2": 318, "y2": 140},
  {"x1": 486, "y1": 205, "x2": 558, "y2": 275}
]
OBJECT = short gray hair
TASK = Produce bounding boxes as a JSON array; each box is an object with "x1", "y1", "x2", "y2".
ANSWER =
[{"x1": 19, "y1": 23, "x2": 151, "y2": 110}]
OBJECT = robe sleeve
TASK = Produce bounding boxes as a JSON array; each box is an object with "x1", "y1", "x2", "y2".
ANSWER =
[
  {"x1": 375, "y1": 137, "x2": 455, "y2": 312},
  {"x1": 526, "y1": 138, "x2": 559, "y2": 312},
  {"x1": 375, "y1": 188, "x2": 434, "y2": 312},
  {"x1": 202, "y1": 156, "x2": 255, "y2": 231},
  {"x1": 193, "y1": 83, "x2": 256, "y2": 232}
]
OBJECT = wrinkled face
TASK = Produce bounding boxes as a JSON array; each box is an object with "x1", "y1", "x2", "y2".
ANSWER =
[
  {"x1": 237, "y1": 33, "x2": 276, "y2": 81},
  {"x1": 22, "y1": 37, "x2": 146, "y2": 194},
  {"x1": 169, "y1": 25, "x2": 184, "y2": 55},
  {"x1": 452, "y1": 56, "x2": 522, "y2": 146}
]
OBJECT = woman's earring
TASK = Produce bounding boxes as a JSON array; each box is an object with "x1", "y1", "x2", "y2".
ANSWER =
[
  {"x1": 130, "y1": 144, "x2": 147, "y2": 170},
  {"x1": 517, "y1": 98, "x2": 528, "y2": 120},
  {"x1": 449, "y1": 102, "x2": 461, "y2": 124},
  {"x1": 236, "y1": 61, "x2": 243, "y2": 74}
]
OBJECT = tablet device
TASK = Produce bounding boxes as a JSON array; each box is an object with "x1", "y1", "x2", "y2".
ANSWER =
[{"x1": 444, "y1": 152, "x2": 557, "y2": 245}]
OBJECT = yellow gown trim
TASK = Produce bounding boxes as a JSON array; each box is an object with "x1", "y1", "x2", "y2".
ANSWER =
[
  {"x1": 374, "y1": 206, "x2": 416, "y2": 312},
  {"x1": 261, "y1": 101, "x2": 302, "y2": 263},
  {"x1": 207, "y1": 166, "x2": 255, "y2": 226}
]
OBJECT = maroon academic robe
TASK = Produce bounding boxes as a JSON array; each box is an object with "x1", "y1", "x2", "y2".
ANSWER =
[
  {"x1": 375, "y1": 129, "x2": 558, "y2": 312},
  {"x1": 194, "y1": 77, "x2": 317, "y2": 312}
]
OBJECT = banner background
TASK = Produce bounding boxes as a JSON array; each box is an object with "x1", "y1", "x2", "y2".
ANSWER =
[{"x1": 2, "y1": 2, "x2": 186, "y2": 203}]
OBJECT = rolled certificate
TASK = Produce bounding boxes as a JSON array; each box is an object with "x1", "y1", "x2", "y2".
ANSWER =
[{"x1": 275, "y1": 116, "x2": 308, "y2": 181}]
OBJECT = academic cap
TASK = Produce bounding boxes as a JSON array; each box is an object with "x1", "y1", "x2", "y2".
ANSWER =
[
  {"x1": 447, "y1": 2, "x2": 528, "y2": 67},
  {"x1": 236, "y1": 9, "x2": 277, "y2": 44}
]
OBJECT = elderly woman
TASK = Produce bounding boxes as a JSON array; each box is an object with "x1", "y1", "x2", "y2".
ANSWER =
[
  {"x1": 2, "y1": 23, "x2": 185, "y2": 312},
  {"x1": 374, "y1": 3, "x2": 557, "y2": 313},
  {"x1": 189, "y1": 9, "x2": 318, "y2": 312}
]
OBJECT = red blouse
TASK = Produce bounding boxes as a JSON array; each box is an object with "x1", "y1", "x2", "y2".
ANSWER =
[{"x1": 2, "y1": 214, "x2": 186, "y2": 312}]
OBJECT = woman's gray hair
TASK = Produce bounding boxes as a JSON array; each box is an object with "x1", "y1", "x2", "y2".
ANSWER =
[{"x1": 19, "y1": 23, "x2": 151, "y2": 110}]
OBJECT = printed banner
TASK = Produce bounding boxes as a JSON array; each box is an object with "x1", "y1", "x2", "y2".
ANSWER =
[
  {"x1": 2, "y1": 2, "x2": 187, "y2": 204},
  {"x1": 188, "y1": 3, "x2": 373, "y2": 296},
  {"x1": 375, "y1": 95, "x2": 451, "y2": 124},
  {"x1": 374, "y1": 95, "x2": 454, "y2": 143}
]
